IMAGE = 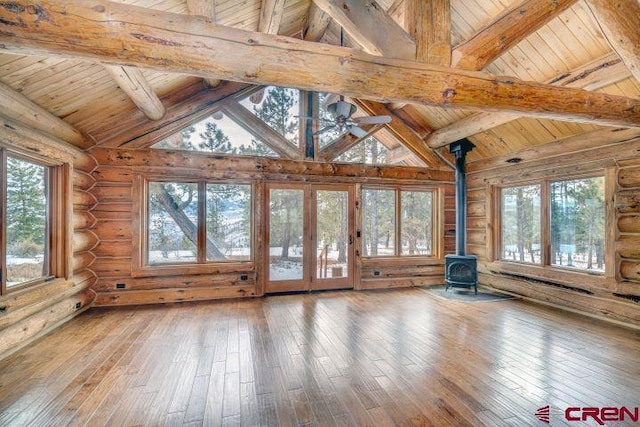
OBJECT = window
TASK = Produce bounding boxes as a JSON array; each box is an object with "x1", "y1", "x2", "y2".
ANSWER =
[
  {"x1": 1, "y1": 150, "x2": 65, "y2": 293},
  {"x1": 498, "y1": 176, "x2": 605, "y2": 273},
  {"x1": 145, "y1": 180, "x2": 252, "y2": 266},
  {"x1": 362, "y1": 187, "x2": 436, "y2": 257},
  {"x1": 550, "y1": 177, "x2": 605, "y2": 271},
  {"x1": 500, "y1": 184, "x2": 541, "y2": 264}
]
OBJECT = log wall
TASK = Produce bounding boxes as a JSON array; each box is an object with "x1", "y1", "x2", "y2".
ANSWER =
[
  {"x1": 466, "y1": 139, "x2": 640, "y2": 327},
  {"x1": 88, "y1": 148, "x2": 454, "y2": 305},
  {"x1": 0, "y1": 119, "x2": 98, "y2": 360}
]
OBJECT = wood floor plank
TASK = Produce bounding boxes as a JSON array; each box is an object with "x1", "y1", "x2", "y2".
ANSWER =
[{"x1": 1, "y1": 288, "x2": 639, "y2": 426}]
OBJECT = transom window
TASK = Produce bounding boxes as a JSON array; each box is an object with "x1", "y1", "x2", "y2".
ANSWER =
[
  {"x1": 146, "y1": 180, "x2": 252, "y2": 265},
  {"x1": 1, "y1": 150, "x2": 65, "y2": 293},
  {"x1": 499, "y1": 176, "x2": 605, "y2": 273},
  {"x1": 362, "y1": 187, "x2": 435, "y2": 257}
]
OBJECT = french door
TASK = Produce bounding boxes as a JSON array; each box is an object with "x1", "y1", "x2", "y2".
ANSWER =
[{"x1": 265, "y1": 183, "x2": 354, "y2": 293}]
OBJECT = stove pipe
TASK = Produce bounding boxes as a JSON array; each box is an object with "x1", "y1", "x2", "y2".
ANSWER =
[{"x1": 449, "y1": 139, "x2": 475, "y2": 256}]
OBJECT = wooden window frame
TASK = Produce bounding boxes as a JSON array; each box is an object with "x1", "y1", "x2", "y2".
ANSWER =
[
  {"x1": 133, "y1": 174, "x2": 255, "y2": 277},
  {"x1": 0, "y1": 148, "x2": 70, "y2": 294},
  {"x1": 490, "y1": 170, "x2": 612, "y2": 278},
  {"x1": 360, "y1": 184, "x2": 443, "y2": 260}
]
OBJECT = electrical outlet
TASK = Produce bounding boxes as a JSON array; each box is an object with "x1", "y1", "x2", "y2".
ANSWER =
[
  {"x1": 75, "y1": 302, "x2": 82, "y2": 310},
  {"x1": 240, "y1": 274, "x2": 248, "y2": 281},
  {"x1": 116, "y1": 283, "x2": 126, "y2": 289},
  {"x1": 373, "y1": 270, "x2": 381, "y2": 276}
]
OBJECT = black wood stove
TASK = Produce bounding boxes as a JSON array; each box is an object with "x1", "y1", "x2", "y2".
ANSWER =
[{"x1": 445, "y1": 139, "x2": 478, "y2": 294}]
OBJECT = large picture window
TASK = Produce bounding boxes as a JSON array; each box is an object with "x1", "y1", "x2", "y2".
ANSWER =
[
  {"x1": 498, "y1": 176, "x2": 605, "y2": 273},
  {"x1": 362, "y1": 187, "x2": 435, "y2": 257},
  {"x1": 1, "y1": 150, "x2": 64, "y2": 293},
  {"x1": 146, "y1": 180, "x2": 252, "y2": 266}
]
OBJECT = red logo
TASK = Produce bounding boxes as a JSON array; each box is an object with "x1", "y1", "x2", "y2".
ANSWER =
[
  {"x1": 536, "y1": 405, "x2": 640, "y2": 425},
  {"x1": 535, "y1": 405, "x2": 550, "y2": 424}
]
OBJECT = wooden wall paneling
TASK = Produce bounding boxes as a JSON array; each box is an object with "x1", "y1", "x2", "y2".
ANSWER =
[
  {"x1": 91, "y1": 240, "x2": 132, "y2": 258},
  {"x1": 618, "y1": 215, "x2": 640, "y2": 234},
  {"x1": 72, "y1": 170, "x2": 96, "y2": 191},
  {"x1": 92, "y1": 219, "x2": 133, "y2": 241},
  {"x1": 73, "y1": 252, "x2": 96, "y2": 273},
  {"x1": 72, "y1": 268, "x2": 97, "y2": 287},
  {"x1": 93, "y1": 273, "x2": 256, "y2": 293},
  {"x1": 479, "y1": 273, "x2": 639, "y2": 326},
  {"x1": 73, "y1": 211, "x2": 97, "y2": 231},
  {"x1": 91, "y1": 184, "x2": 133, "y2": 203},
  {"x1": 91, "y1": 257, "x2": 133, "y2": 278},
  {"x1": 0, "y1": 289, "x2": 95, "y2": 360},
  {"x1": 72, "y1": 189, "x2": 98, "y2": 209},
  {"x1": 73, "y1": 230, "x2": 99, "y2": 253},
  {"x1": 359, "y1": 277, "x2": 444, "y2": 289},
  {"x1": 616, "y1": 190, "x2": 640, "y2": 214},
  {"x1": 93, "y1": 286, "x2": 257, "y2": 306},
  {"x1": 617, "y1": 235, "x2": 640, "y2": 260},
  {"x1": 619, "y1": 165, "x2": 640, "y2": 188}
]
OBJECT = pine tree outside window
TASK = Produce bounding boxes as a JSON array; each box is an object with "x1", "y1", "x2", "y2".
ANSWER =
[
  {"x1": 144, "y1": 180, "x2": 253, "y2": 267},
  {"x1": 498, "y1": 176, "x2": 605, "y2": 273},
  {"x1": 362, "y1": 187, "x2": 437, "y2": 258},
  {"x1": 1, "y1": 150, "x2": 65, "y2": 293}
]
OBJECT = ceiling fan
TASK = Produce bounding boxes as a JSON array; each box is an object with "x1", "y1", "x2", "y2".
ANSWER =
[{"x1": 301, "y1": 96, "x2": 392, "y2": 138}]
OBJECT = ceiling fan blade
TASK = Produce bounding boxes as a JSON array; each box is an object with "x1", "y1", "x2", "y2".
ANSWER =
[
  {"x1": 353, "y1": 115, "x2": 392, "y2": 124},
  {"x1": 348, "y1": 125, "x2": 368, "y2": 138},
  {"x1": 313, "y1": 124, "x2": 337, "y2": 135}
]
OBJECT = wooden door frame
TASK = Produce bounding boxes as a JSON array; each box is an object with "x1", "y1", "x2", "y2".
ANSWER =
[
  {"x1": 264, "y1": 182, "x2": 355, "y2": 293},
  {"x1": 310, "y1": 184, "x2": 355, "y2": 291}
]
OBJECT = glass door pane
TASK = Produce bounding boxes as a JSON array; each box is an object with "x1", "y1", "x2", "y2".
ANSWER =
[
  {"x1": 316, "y1": 190, "x2": 349, "y2": 281},
  {"x1": 268, "y1": 188, "x2": 304, "y2": 282}
]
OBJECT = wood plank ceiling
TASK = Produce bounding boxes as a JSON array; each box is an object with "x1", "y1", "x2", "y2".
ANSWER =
[{"x1": 0, "y1": 0, "x2": 638, "y2": 166}]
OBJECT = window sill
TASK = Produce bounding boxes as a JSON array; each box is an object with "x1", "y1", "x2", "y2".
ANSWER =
[
  {"x1": 132, "y1": 262, "x2": 254, "y2": 278},
  {"x1": 360, "y1": 256, "x2": 442, "y2": 266},
  {"x1": 485, "y1": 261, "x2": 613, "y2": 289}
]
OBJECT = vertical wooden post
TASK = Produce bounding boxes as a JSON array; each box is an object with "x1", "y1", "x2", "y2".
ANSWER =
[{"x1": 604, "y1": 166, "x2": 617, "y2": 280}]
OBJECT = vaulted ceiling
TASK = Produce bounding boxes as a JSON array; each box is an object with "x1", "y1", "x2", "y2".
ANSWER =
[{"x1": 0, "y1": 0, "x2": 638, "y2": 169}]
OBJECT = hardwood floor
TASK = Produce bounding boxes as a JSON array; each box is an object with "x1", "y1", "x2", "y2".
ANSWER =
[{"x1": 1, "y1": 288, "x2": 639, "y2": 426}]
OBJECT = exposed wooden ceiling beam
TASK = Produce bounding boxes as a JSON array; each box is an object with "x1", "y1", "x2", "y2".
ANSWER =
[
  {"x1": 452, "y1": 0, "x2": 578, "y2": 70},
  {"x1": 386, "y1": 145, "x2": 414, "y2": 164},
  {"x1": 426, "y1": 52, "x2": 631, "y2": 148},
  {"x1": 404, "y1": 0, "x2": 451, "y2": 65},
  {"x1": 303, "y1": 3, "x2": 331, "y2": 41},
  {"x1": 258, "y1": 0, "x2": 286, "y2": 34},
  {"x1": 585, "y1": 0, "x2": 640, "y2": 84},
  {"x1": 352, "y1": 99, "x2": 450, "y2": 169},
  {"x1": 313, "y1": 0, "x2": 416, "y2": 60},
  {"x1": 186, "y1": 0, "x2": 215, "y2": 18},
  {"x1": 103, "y1": 65, "x2": 166, "y2": 121},
  {"x1": 220, "y1": 100, "x2": 303, "y2": 160},
  {"x1": 1, "y1": 0, "x2": 639, "y2": 129},
  {"x1": 318, "y1": 124, "x2": 383, "y2": 161},
  {"x1": 0, "y1": 80, "x2": 91, "y2": 149},
  {"x1": 185, "y1": 0, "x2": 221, "y2": 88}
]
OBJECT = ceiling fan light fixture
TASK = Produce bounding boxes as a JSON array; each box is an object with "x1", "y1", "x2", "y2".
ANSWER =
[{"x1": 327, "y1": 100, "x2": 357, "y2": 118}]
